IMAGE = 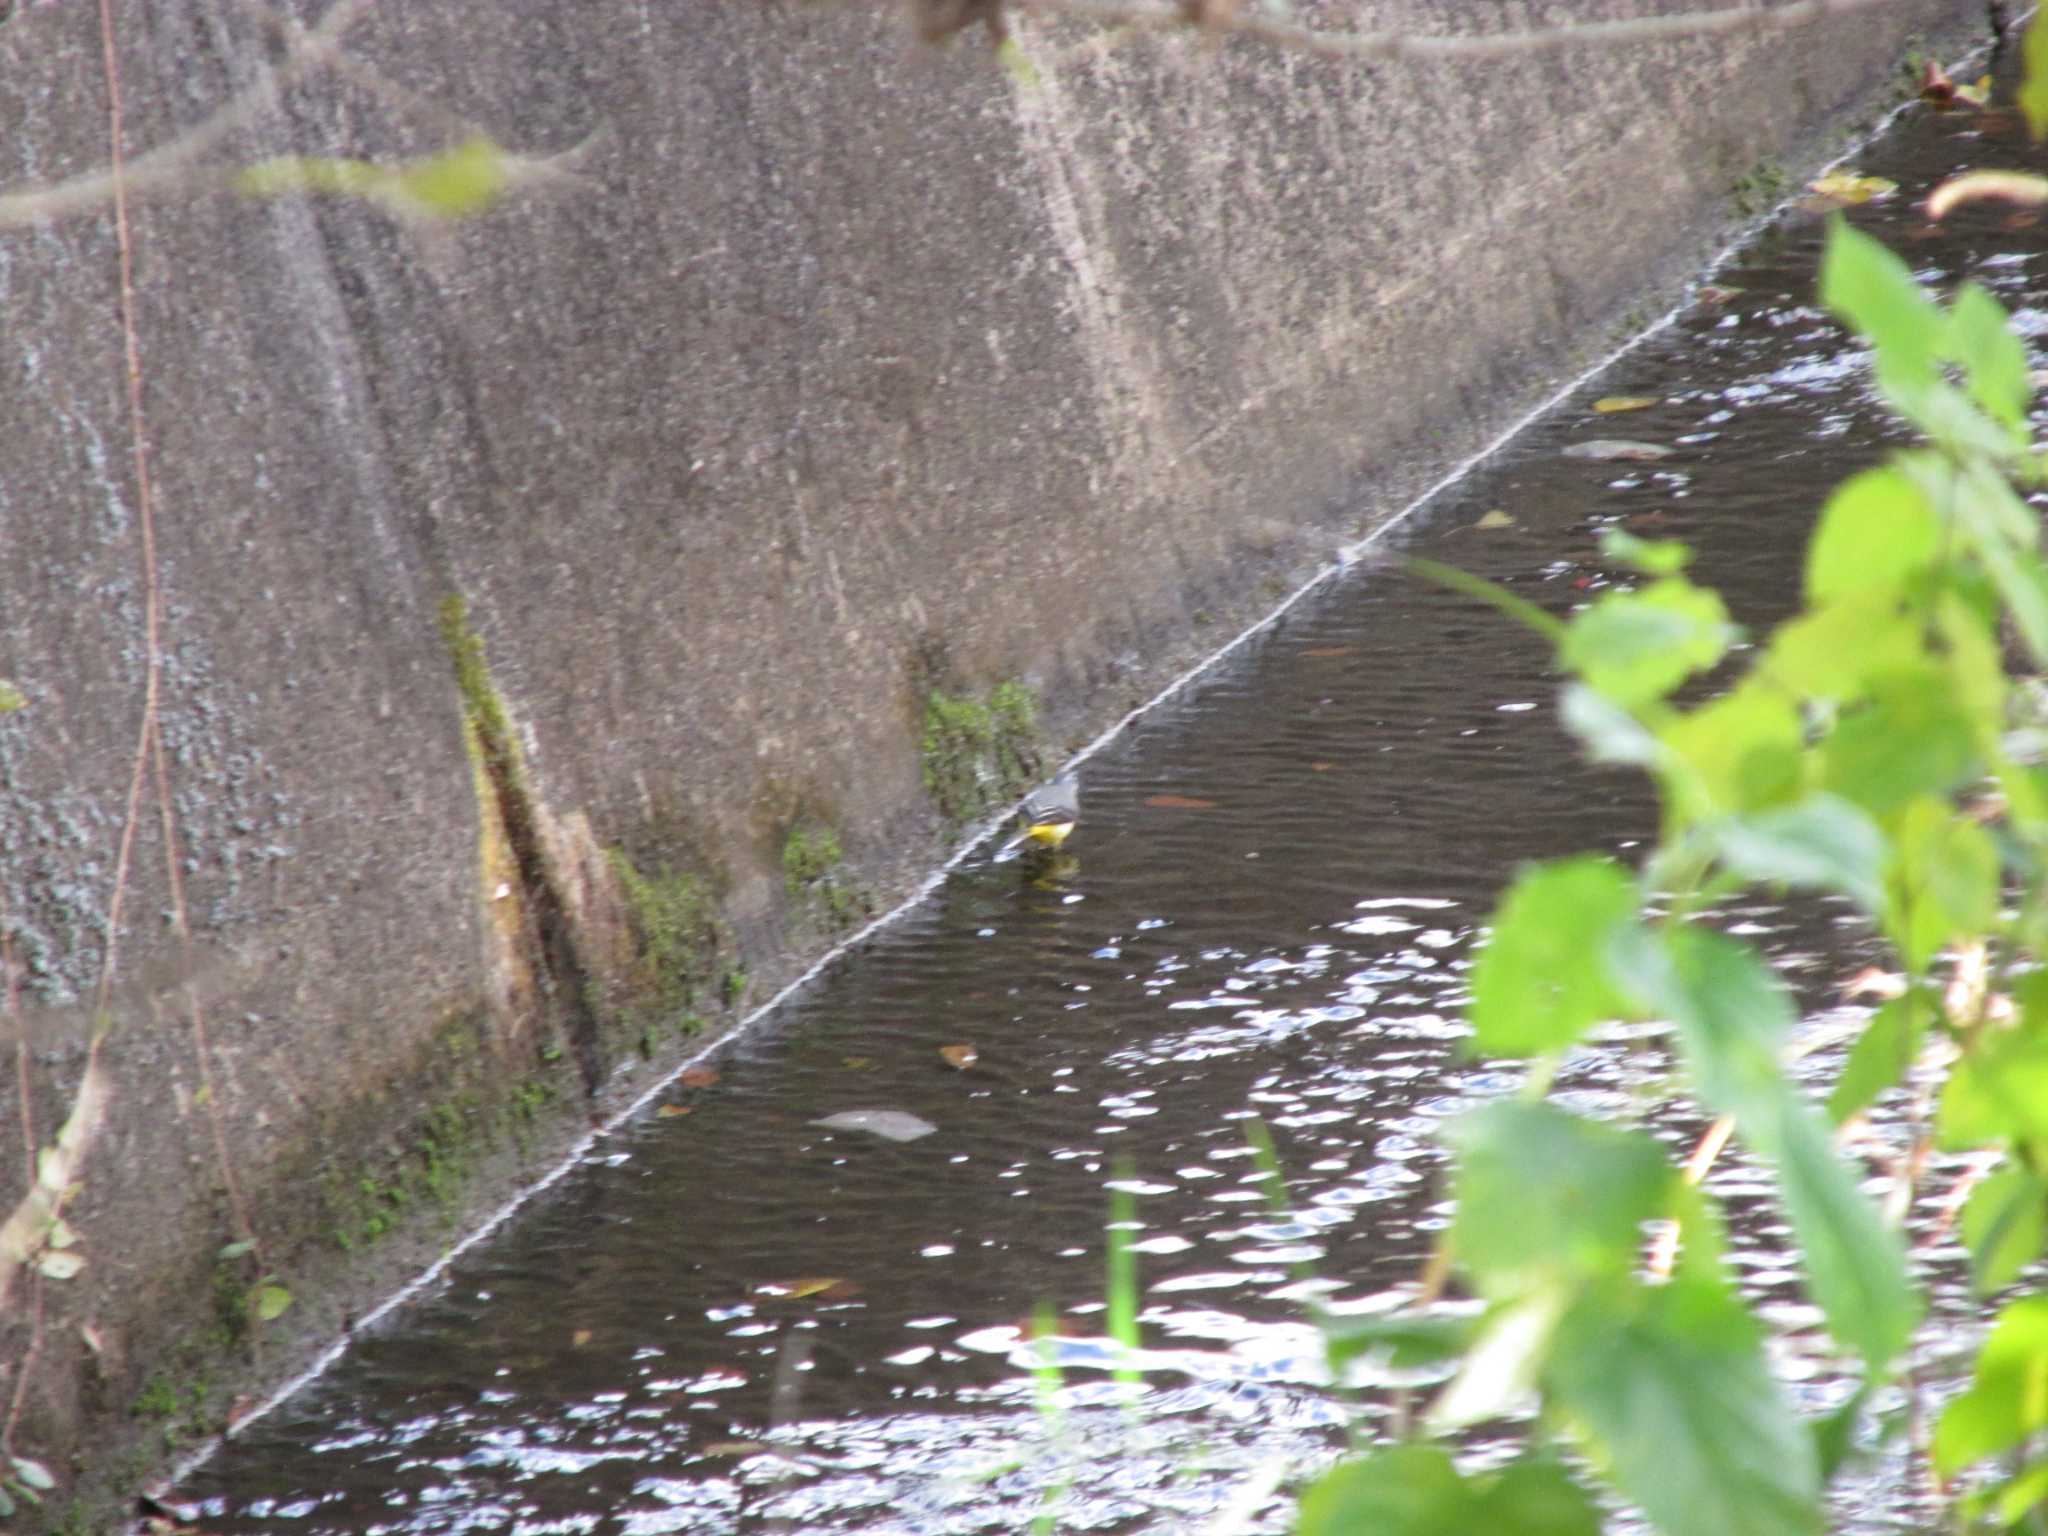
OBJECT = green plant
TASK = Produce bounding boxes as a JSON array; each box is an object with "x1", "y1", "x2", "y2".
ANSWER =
[
  {"x1": 783, "y1": 822, "x2": 869, "y2": 931},
  {"x1": 1730, "y1": 155, "x2": 1787, "y2": 216},
  {"x1": 1291, "y1": 215, "x2": 2048, "y2": 1534},
  {"x1": 920, "y1": 681, "x2": 1044, "y2": 824},
  {"x1": 608, "y1": 850, "x2": 725, "y2": 1013}
]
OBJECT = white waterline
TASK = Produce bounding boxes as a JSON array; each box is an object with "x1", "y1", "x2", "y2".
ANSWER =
[{"x1": 165, "y1": 62, "x2": 1945, "y2": 1490}]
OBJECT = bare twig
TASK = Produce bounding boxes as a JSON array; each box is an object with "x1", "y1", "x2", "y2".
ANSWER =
[
  {"x1": 101, "y1": 0, "x2": 258, "y2": 1265},
  {"x1": 1647, "y1": 1113, "x2": 1735, "y2": 1281},
  {"x1": 1, "y1": 1276, "x2": 45, "y2": 1455},
  {"x1": 5, "y1": 900, "x2": 29, "y2": 1194},
  {"x1": 0, "y1": 0, "x2": 373, "y2": 229},
  {"x1": 1010, "y1": 0, "x2": 1924, "y2": 63}
]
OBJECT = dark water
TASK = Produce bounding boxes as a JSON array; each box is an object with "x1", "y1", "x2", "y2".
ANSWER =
[{"x1": 177, "y1": 74, "x2": 2048, "y2": 1536}]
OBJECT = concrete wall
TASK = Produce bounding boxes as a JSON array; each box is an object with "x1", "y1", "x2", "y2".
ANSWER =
[{"x1": 0, "y1": 0, "x2": 1976, "y2": 1517}]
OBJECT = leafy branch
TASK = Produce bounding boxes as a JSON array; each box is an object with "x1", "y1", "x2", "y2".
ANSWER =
[{"x1": 1295, "y1": 198, "x2": 2048, "y2": 1536}]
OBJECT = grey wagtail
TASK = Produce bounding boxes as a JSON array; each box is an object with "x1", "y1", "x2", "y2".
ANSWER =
[{"x1": 996, "y1": 769, "x2": 1080, "y2": 858}]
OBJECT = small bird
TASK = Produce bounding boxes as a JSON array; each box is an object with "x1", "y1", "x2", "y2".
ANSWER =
[{"x1": 996, "y1": 769, "x2": 1080, "y2": 859}]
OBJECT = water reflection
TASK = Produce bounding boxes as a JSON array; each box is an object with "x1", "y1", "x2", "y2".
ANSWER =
[{"x1": 181, "y1": 85, "x2": 2048, "y2": 1536}]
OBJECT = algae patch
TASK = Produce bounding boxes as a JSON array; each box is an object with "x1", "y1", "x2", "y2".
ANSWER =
[
  {"x1": 606, "y1": 849, "x2": 734, "y2": 1038},
  {"x1": 919, "y1": 679, "x2": 1043, "y2": 826},
  {"x1": 782, "y1": 822, "x2": 871, "y2": 932}
]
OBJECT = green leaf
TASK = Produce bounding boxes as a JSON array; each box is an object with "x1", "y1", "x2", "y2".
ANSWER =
[
  {"x1": 7, "y1": 1457, "x2": 53, "y2": 1492},
  {"x1": 1712, "y1": 794, "x2": 1887, "y2": 914},
  {"x1": 1820, "y1": 217, "x2": 1945, "y2": 386},
  {"x1": 1428, "y1": 1286, "x2": 1566, "y2": 1429},
  {"x1": 1659, "y1": 679, "x2": 1806, "y2": 820},
  {"x1": 1818, "y1": 665, "x2": 1978, "y2": 815},
  {"x1": 1619, "y1": 925, "x2": 1791, "y2": 1119},
  {"x1": 1962, "y1": 1167, "x2": 2048, "y2": 1295},
  {"x1": 1446, "y1": 1101, "x2": 1675, "y2": 1293},
  {"x1": 1296, "y1": 1447, "x2": 1601, "y2": 1536},
  {"x1": 0, "y1": 681, "x2": 23, "y2": 713},
  {"x1": 218, "y1": 1238, "x2": 256, "y2": 1261},
  {"x1": 393, "y1": 137, "x2": 510, "y2": 219},
  {"x1": 1946, "y1": 281, "x2": 2031, "y2": 436},
  {"x1": 1767, "y1": 1093, "x2": 1921, "y2": 1368},
  {"x1": 254, "y1": 1282, "x2": 294, "y2": 1322},
  {"x1": 1468, "y1": 857, "x2": 1640, "y2": 1056},
  {"x1": 1632, "y1": 927, "x2": 1918, "y2": 1366},
  {"x1": 1936, "y1": 1293, "x2": 2048, "y2": 1473},
  {"x1": 1468, "y1": 1455, "x2": 1603, "y2": 1536},
  {"x1": 1827, "y1": 992, "x2": 1930, "y2": 1124},
  {"x1": 1321, "y1": 1311, "x2": 1476, "y2": 1374},
  {"x1": 1940, "y1": 1031, "x2": 2048, "y2": 1149},
  {"x1": 1559, "y1": 682, "x2": 1662, "y2": 767},
  {"x1": 1295, "y1": 1445, "x2": 1475, "y2": 1536},
  {"x1": 1599, "y1": 527, "x2": 1692, "y2": 575},
  {"x1": 1935, "y1": 589, "x2": 2010, "y2": 741},
  {"x1": 1561, "y1": 577, "x2": 1736, "y2": 708},
  {"x1": 1978, "y1": 538, "x2": 2048, "y2": 670},
  {"x1": 1942, "y1": 452, "x2": 2037, "y2": 551},
  {"x1": 1811, "y1": 1386, "x2": 1870, "y2": 1484},
  {"x1": 1993, "y1": 1456, "x2": 2048, "y2": 1528},
  {"x1": 1888, "y1": 796, "x2": 2001, "y2": 971},
  {"x1": 2023, "y1": 8, "x2": 2048, "y2": 138},
  {"x1": 1804, "y1": 467, "x2": 1941, "y2": 604},
  {"x1": 1766, "y1": 590, "x2": 1925, "y2": 706},
  {"x1": 1548, "y1": 1273, "x2": 1819, "y2": 1536}
]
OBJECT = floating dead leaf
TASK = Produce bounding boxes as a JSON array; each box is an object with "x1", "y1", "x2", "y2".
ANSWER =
[
  {"x1": 1696, "y1": 284, "x2": 1743, "y2": 305},
  {"x1": 939, "y1": 1044, "x2": 979, "y2": 1070},
  {"x1": 756, "y1": 1276, "x2": 852, "y2": 1300},
  {"x1": 1299, "y1": 645, "x2": 1355, "y2": 659},
  {"x1": 1593, "y1": 395, "x2": 1660, "y2": 414},
  {"x1": 657, "y1": 1103, "x2": 693, "y2": 1117},
  {"x1": 841, "y1": 1055, "x2": 875, "y2": 1071},
  {"x1": 1145, "y1": 793, "x2": 1218, "y2": 809},
  {"x1": 1926, "y1": 170, "x2": 2048, "y2": 221},
  {"x1": 572, "y1": 1328, "x2": 594, "y2": 1346},
  {"x1": 813, "y1": 1108, "x2": 936, "y2": 1142},
  {"x1": 679, "y1": 1065, "x2": 720, "y2": 1089},
  {"x1": 700, "y1": 1440, "x2": 766, "y2": 1458},
  {"x1": 1809, "y1": 171, "x2": 1897, "y2": 205},
  {"x1": 1309, "y1": 761, "x2": 1334, "y2": 772},
  {"x1": 2004, "y1": 211, "x2": 2043, "y2": 231},
  {"x1": 1473, "y1": 509, "x2": 1516, "y2": 530},
  {"x1": 1562, "y1": 439, "x2": 1672, "y2": 462},
  {"x1": 1957, "y1": 75, "x2": 1992, "y2": 108}
]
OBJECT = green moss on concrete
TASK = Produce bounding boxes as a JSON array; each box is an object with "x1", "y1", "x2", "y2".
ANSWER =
[
  {"x1": 782, "y1": 822, "x2": 871, "y2": 932},
  {"x1": 322, "y1": 1007, "x2": 567, "y2": 1253},
  {"x1": 607, "y1": 849, "x2": 730, "y2": 1030},
  {"x1": 920, "y1": 679, "x2": 1044, "y2": 825},
  {"x1": 437, "y1": 595, "x2": 517, "y2": 768},
  {"x1": 128, "y1": 1368, "x2": 214, "y2": 1455},
  {"x1": 1731, "y1": 156, "x2": 1787, "y2": 216}
]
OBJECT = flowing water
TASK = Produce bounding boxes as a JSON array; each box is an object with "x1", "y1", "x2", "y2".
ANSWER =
[{"x1": 174, "y1": 66, "x2": 2048, "y2": 1536}]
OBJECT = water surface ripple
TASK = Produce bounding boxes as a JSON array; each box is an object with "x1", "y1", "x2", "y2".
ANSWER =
[{"x1": 182, "y1": 84, "x2": 2048, "y2": 1535}]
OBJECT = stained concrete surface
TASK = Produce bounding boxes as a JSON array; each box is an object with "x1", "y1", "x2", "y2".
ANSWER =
[{"x1": 0, "y1": 0, "x2": 1979, "y2": 1520}]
